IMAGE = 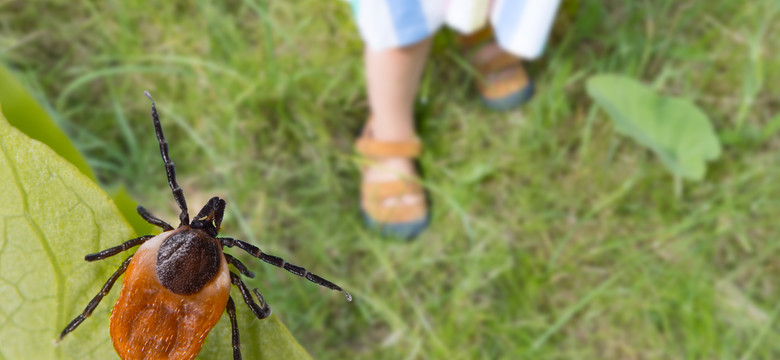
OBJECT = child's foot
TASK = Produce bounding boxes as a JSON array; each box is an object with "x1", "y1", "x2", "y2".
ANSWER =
[
  {"x1": 472, "y1": 43, "x2": 534, "y2": 110},
  {"x1": 461, "y1": 28, "x2": 535, "y2": 110},
  {"x1": 356, "y1": 123, "x2": 429, "y2": 240}
]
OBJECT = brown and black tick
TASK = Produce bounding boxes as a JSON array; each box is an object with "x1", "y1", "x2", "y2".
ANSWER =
[{"x1": 58, "y1": 91, "x2": 351, "y2": 360}]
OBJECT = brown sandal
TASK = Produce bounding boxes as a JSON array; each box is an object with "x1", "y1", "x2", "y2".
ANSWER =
[
  {"x1": 355, "y1": 125, "x2": 430, "y2": 239},
  {"x1": 460, "y1": 26, "x2": 535, "y2": 110}
]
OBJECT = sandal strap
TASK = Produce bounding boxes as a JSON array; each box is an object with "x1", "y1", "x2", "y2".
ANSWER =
[
  {"x1": 476, "y1": 51, "x2": 520, "y2": 75},
  {"x1": 458, "y1": 26, "x2": 521, "y2": 75},
  {"x1": 477, "y1": 65, "x2": 530, "y2": 99},
  {"x1": 362, "y1": 179, "x2": 422, "y2": 200},
  {"x1": 361, "y1": 179, "x2": 427, "y2": 223},
  {"x1": 356, "y1": 137, "x2": 422, "y2": 158}
]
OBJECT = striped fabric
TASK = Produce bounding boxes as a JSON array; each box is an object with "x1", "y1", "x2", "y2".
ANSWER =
[{"x1": 350, "y1": 0, "x2": 557, "y2": 58}]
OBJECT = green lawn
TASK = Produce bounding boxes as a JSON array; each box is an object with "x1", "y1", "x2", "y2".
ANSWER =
[{"x1": 2, "y1": 0, "x2": 779, "y2": 359}]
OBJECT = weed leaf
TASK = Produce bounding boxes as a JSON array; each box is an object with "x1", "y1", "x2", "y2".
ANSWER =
[
  {"x1": 0, "y1": 103, "x2": 132, "y2": 359},
  {"x1": 586, "y1": 74, "x2": 721, "y2": 181}
]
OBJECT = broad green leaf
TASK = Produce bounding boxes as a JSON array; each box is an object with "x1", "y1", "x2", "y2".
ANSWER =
[
  {"x1": 0, "y1": 64, "x2": 151, "y2": 236},
  {"x1": 586, "y1": 74, "x2": 722, "y2": 181},
  {"x1": 0, "y1": 103, "x2": 131, "y2": 359},
  {"x1": 0, "y1": 105, "x2": 311, "y2": 359}
]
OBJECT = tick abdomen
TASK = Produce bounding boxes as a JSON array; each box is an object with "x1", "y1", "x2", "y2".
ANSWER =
[{"x1": 109, "y1": 229, "x2": 230, "y2": 360}]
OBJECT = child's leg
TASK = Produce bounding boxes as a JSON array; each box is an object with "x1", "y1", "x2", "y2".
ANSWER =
[
  {"x1": 363, "y1": 38, "x2": 431, "y2": 206},
  {"x1": 365, "y1": 37, "x2": 431, "y2": 143}
]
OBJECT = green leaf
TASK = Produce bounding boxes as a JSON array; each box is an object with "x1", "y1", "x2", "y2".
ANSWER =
[
  {"x1": 586, "y1": 74, "x2": 722, "y2": 181},
  {"x1": 0, "y1": 64, "x2": 152, "y2": 236},
  {"x1": 0, "y1": 104, "x2": 311, "y2": 359},
  {"x1": 0, "y1": 103, "x2": 131, "y2": 359},
  {"x1": 202, "y1": 311, "x2": 314, "y2": 360}
]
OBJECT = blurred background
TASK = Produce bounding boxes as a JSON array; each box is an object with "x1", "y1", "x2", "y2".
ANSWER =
[{"x1": 1, "y1": 0, "x2": 779, "y2": 358}]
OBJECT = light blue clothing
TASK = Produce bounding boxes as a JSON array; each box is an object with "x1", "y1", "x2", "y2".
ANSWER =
[{"x1": 350, "y1": 0, "x2": 560, "y2": 59}]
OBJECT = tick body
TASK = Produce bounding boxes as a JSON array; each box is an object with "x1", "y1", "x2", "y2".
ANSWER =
[
  {"x1": 110, "y1": 228, "x2": 230, "y2": 359},
  {"x1": 59, "y1": 91, "x2": 351, "y2": 360}
]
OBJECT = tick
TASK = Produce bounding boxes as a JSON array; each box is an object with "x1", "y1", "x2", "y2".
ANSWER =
[{"x1": 58, "y1": 91, "x2": 352, "y2": 360}]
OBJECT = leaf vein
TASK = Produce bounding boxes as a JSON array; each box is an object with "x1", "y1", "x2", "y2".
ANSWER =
[{"x1": 0, "y1": 139, "x2": 66, "y2": 351}]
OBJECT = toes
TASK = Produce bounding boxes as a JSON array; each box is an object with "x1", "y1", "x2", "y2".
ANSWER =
[{"x1": 381, "y1": 194, "x2": 423, "y2": 207}]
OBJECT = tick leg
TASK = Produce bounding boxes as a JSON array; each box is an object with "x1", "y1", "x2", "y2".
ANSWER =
[
  {"x1": 221, "y1": 237, "x2": 352, "y2": 302},
  {"x1": 84, "y1": 236, "x2": 153, "y2": 262},
  {"x1": 224, "y1": 253, "x2": 255, "y2": 278},
  {"x1": 59, "y1": 255, "x2": 133, "y2": 341},
  {"x1": 226, "y1": 296, "x2": 242, "y2": 360},
  {"x1": 230, "y1": 272, "x2": 271, "y2": 319},
  {"x1": 137, "y1": 206, "x2": 174, "y2": 231},
  {"x1": 145, "y1": 91, "x2": 189, "y2": 227}
]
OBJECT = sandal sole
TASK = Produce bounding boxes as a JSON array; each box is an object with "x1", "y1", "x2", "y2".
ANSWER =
[
  {"x1": 361, "y1": 208, "x2": 430, "y2": 240},
  {"x1": 481, "y1": 80, "x2": 535, "y2": 111}
]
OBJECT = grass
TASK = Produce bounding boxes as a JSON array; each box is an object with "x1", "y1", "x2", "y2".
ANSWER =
[{"x1": 2, "y1": 0, "x2": 780, "y2": 358}]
